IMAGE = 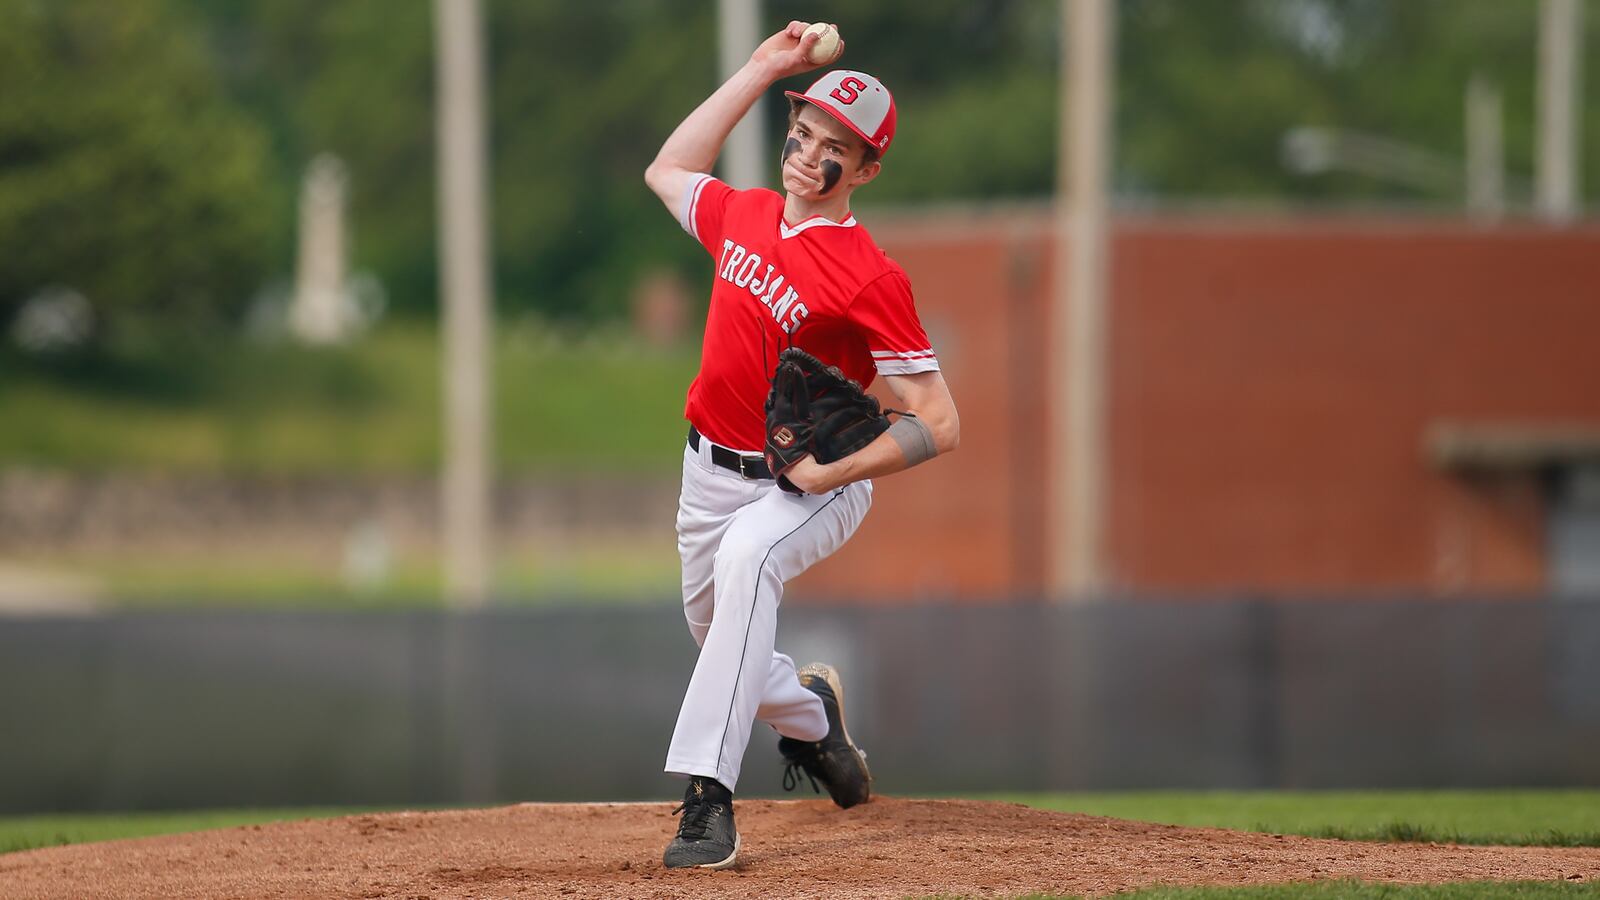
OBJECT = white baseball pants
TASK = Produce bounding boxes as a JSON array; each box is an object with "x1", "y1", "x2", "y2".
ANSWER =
[{"x1": 664, "y1": 437, "x2": 872, "y2": 791}]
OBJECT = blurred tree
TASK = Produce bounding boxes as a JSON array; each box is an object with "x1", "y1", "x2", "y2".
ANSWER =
[
  {"x1": 1116, "y1": 0, "x2": 1553, "y2": 207},
  {"x1": 781, "y1": 0, "x2": 1593, "y2": 212},
  {"x1": 488, "y1": 0, "x2": 718, "y2": 321},
  {"x1": 25, "y1": 0, "x2": 1592, "y2": 338},
  {"x1": 766, "y1": 0, "x2": 1062, "y2": 203},
  {"x1": 0, "y1": 0, "x2": 279, "y2": 346},
  {"x1": 188, "y1": 0, "x2": 721, "y2": 322},
  {"x1": 787, "y1": 0, "x2": 1572, "y2": 209},
  {"x1": 178, "y1": 0, "x2": 438, "y2": 318}
]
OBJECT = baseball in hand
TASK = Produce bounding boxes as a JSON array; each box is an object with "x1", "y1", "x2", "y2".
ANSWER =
[{"x1": 802, "y1": 22, "x2": 842, "y2": 65}]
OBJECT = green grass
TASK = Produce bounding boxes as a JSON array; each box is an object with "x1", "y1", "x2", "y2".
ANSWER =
[
  {"x1": 979, "y1": 878, "x2": 1600, "y2": 897},
  {"x1": 32, "y1": 535, "x2": 683, "y2": 608},
  {"x1": 996, "y1": 790, "x2": 1600, "y2": 848},
  {"x1": 1060, "y1": 882, "x2": 1600, "y2": 898},
  {"x1": 0, "y1": 321, "x2": 701, "y2": 475},
  {"x1": 1, "y1": 322, "x2": 696, "y2": 605},
  {"x1": 0, "y1": 807, "x2": 381, "y2": 855},
  {"x1": 10, "y1": 792, "x2": 1598, "y2": 856}
]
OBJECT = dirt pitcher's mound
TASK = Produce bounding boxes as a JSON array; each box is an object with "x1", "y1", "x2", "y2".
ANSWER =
[{"x1": 2, "y1": 798, "x2": 1596, "y2": 899}]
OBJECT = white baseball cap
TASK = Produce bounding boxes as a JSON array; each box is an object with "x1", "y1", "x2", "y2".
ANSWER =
[{"x1": 784, "y1": 70, "x2": 897, "y2": 157}]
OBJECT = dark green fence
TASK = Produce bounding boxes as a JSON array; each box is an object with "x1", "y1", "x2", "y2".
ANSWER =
[{"x1": 1, "y1": 599, "x2": 1597, "y2": 813}]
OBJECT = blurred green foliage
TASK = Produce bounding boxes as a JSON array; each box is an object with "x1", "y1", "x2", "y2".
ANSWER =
[
  {"x1": 0, "y1": 324, "x2": 698, "y2": 474},
  {"x1": 175, "y1": 0, "x2": 724, "y2": 321},
  {"x1": 34, "y1": 536, "x2": 683, "y2": 607},
  {"x1": 1, "y1": 0, "x2": 1597, "y2": 334},
  {"x1": 1114, "y1": 0, "x2": 1556, "y2": 203},
  {"x1": 0, "y1": 0, "x2": 280, "y2": 342}
]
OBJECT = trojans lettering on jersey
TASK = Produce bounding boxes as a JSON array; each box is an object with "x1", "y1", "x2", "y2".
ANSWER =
[
  {"x1": 677, "y1": 173, "x2": 939, "y2": 451},
  {"x1": 716, "y1": 239, "x2": 810, "y2": 335}
]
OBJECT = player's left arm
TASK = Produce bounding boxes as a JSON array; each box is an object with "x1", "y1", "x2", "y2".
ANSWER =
[{"x1": 783, "y1": 371, "x2": 959, "y2": 494}]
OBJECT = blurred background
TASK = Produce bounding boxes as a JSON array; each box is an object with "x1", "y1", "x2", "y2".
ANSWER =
[{"x1": 1, "y1": 0, "x2": 1597, "y2": 814}]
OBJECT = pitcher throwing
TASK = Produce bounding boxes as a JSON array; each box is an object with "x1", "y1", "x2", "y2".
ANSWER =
[{"x1": 644, "y1": 20, "x2": 960, "y2": 870}]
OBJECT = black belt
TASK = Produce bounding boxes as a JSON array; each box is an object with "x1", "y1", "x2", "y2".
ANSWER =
[{"x1": 688, "y1": 425, "x2": 773, "y2": 480}]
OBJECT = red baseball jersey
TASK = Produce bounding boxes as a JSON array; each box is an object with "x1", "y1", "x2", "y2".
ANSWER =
[{"x1": 677, "y1": 173, "x2": 939, "y2": 451}]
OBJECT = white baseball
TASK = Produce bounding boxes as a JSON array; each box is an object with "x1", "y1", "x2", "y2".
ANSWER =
[{"x1": 802, "y1": 22, "x2": 841, "y2": 65}]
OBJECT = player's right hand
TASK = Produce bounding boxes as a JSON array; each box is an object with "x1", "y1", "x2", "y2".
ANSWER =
[{"x1": 750, "y1": 21, "x2": 842, "y2": 81}]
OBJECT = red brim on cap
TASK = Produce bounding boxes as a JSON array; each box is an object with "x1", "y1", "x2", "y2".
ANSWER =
[{"x1": 783, "y1": 91, "x2": 881, "y2": 156}]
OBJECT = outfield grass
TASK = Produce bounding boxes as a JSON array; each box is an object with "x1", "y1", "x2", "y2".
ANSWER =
[
  {"x1": 991, "y1": 790, "x2": 1600, "y2": 848},
  {"x1": 0, "y1": 807, "x2": 383, "y2": 855},
  {"x1": 31, "y1": 535, "x2": 683, "y2": 608},
  {"x1": 8, "y1": 791, "x2": 1598, "y2": 858},
  {"x1": 0, "y1": 321, "x2": 700, "y2": 475},
  {"x1": 1055, "y1": 882, "x2": 1600, "y2": 898},
  {"x1": 1, "y1": 322, "x2": 696, "y2": 604}
]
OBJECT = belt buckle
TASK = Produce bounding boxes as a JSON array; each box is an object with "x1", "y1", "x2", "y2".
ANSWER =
[{"x1": 739, "y1": 455, "x2": 761, "y2": 480}]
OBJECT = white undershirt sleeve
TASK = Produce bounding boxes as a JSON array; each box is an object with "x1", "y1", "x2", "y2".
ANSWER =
[{"x1": 678, "y1": 173, "x2": 715, "y2": 243}]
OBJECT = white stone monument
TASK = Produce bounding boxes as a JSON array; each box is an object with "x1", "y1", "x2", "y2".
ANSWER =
[{"x1": 290, "y1": 154, "x2": 356, "y2": 343}]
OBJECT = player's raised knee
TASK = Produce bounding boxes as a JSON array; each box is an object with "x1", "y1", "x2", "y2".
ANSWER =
[{"x1": 712, "y1": 531, "x2": 775, "y2": 577}]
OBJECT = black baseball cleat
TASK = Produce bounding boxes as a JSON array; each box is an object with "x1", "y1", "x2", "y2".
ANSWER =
[
  {"x1": 662, "y1": 776, "x2": 740, "y2": 869},
  {"x1": 779, "y1": 662, "x2": 872, "y2": 809}
]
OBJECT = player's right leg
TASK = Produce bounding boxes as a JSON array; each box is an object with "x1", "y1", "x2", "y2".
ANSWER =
[
  {"x1": 664, "y1": 480, "x2": 871, "y2": 792},
  {"x1": 665, "y1": 439, "x2": 762, "y2": 869},
  {"x1": 677, "y1": 441, "x2": 833, "y2": 735}
]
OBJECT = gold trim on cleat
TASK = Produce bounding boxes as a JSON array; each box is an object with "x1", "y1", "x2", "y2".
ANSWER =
[{"x1": 796, "y1": 662, "x2": 874, "y2": 793}]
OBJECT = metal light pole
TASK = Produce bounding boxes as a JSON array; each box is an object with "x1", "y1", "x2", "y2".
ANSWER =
[
  {"x1": 1465, "y1": 74, "x2": 1505, "y2": 221},
  {"x1": 1052, "y1": 0, "x2": 1114, "y2": 600},
  {"x1": 719, "y1": 0, "x2": 766, "y2": 189},
  {"x1": 435, "y1": 0, "x2": 494, "y2": 609},
  {"x1": 1537, "y1": 0, "x2": 1584, "y2": 222}
]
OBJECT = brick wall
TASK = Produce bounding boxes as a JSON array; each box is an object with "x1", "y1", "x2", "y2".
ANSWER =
[{"x1": 790, "y1": 211, "x2": 1600, "y2": 601}]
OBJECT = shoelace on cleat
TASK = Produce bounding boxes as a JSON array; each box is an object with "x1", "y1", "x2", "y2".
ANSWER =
[
  {"x1": 671, "y1": 797, "x2": 722, "y2": 841},
  {"x1": 782, "y1": 739, "x2": 870, "y2": 795},
  {"x1": 782, "y1": 759, "x2": 822, "y2": 795}
]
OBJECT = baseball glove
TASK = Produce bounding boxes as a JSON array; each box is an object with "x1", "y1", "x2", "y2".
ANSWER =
[{"x1": 764, "y1": 347, "x2": 896, "y2": 494}]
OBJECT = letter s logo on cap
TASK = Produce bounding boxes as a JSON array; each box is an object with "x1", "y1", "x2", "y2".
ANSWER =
[{"x1": 829, "y1": 76, "x2": 868, "y2": 106}]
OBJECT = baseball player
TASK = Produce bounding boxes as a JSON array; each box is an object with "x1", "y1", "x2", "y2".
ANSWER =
[{"x1": 644, "y1": 21, "x2": 959, "y2": 869}]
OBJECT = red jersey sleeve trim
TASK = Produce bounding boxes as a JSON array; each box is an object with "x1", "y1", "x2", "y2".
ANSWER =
[
  {"x1": 847, "y1": 270, "x2": 941, "y2": 376},
  {"x1": 874, "y1": 357, "x2": 940, "y2": 375}
]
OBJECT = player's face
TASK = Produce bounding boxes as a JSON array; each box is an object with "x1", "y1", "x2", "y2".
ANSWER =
[{"x1": 780, "y1": 103, "x2": 881, "y2": 201}]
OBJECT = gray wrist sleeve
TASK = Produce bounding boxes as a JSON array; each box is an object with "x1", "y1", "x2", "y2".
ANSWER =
[{"x1": 887, "y1": 415, "x2": 938, "y2": 467}]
